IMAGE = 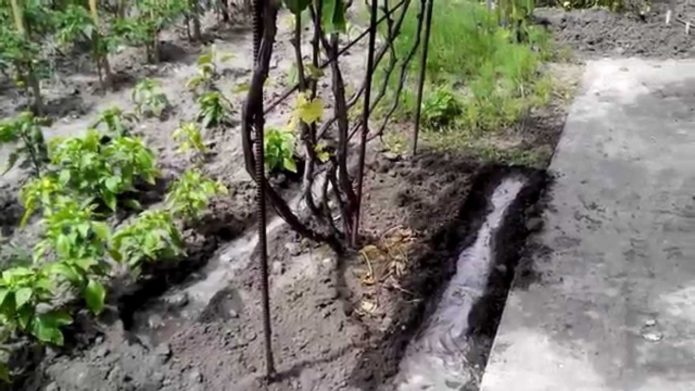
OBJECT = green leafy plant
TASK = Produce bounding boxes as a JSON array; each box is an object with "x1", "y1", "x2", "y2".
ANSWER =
[
  {"x1": 0, "y1": 22, "x2": 44, "y2": 113},
  {"x1": 113, "y1": 0, "x2": 189, "y2": 63},
  {"x1": 264, "y1": 128, "x2": 297, "y2": 173},
  {"x1": 559, "y1": 0, "x2": 625, "y2": 11},
  {"x1": 0, "y1": 111, "x2": 48, "y2": 177},
  {"x1": 132, "y1": 78, "x2": 169, "y2": 118},
  {"x1": 196, "y1": 91, "x2": 232, "y2": 128},
  {"x1": 50, "y1": 130, "x2": 158, "y2": 210},
  {"x1": 18, "y1": 175, "x2": 62, "y2": 226},
  {"x1": 186, "y1": 49, "x2": 217, "y2": 94},
  {"x1": 112, "y1": 17, "x2": 152, "y2": 54},
  {"x1": 55, "y1": 4, "x2": 115, "y2": 89},
  {"x1": 111, "y1": 209, "x2": 184, "y2": 269},
  {"x1": 173, "y1": 122, "x2": 207, "y2": 157},
  {"x1": 91, "y1": 107, "x2": 138, "y2": 137},
  {"x1": 422, "y1": 87, "x2": 462, "y2": 130},
  {"x1": 0, "y1": 266, "x2": 72, "y2": 346},
  {"x1": 384, "y1": 0, "x2": 550, "y2": 136},
  {"x1": 33, "y1": 198, "x2": 110, "y2": 315},
  {"x1": 165, "y1": 169, "x2": 227, "y2": 220},
  {"x1": 34, "y1": 198, "x2": 111, "y2": 263}
]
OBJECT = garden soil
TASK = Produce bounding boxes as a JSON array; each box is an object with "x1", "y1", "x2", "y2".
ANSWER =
[
  {"x1": 0, "y1": 5, "x2": 592, "y2": 391},
  {"x1": 536, "y1": 0, "x2": 695, "y2": 58}
]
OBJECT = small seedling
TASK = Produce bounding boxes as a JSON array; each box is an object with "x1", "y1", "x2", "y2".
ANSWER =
[
  {"x1": 186, "y1": 49, "x2": 218, "y2": 94},
  {"x1": 173, "y1": 122, "x2": 207, "y2": 158},
  {"x1": 422, "y1": 87, "x2": 462, "y2": 130},
  {"x1": 165, "y1": 169, "x2": 227, "y2": 221},
  {"x1": 0, "y1": 112, "x2": 49, "y2": 177},
  {"x1": 264, "y1": 128, "x2": 297, "y2": 173},
  {"x1": 196, "y1": 91, "x2": 232, "y2": 128},
  {"x1": 132, "y1": 78, "x2": 169, "y2": 118},
  {"x1": 91, "y1": 107, "x2": 138, "y2": 137}
]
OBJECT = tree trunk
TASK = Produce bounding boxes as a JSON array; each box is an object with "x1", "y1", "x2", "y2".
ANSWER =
[
  {"x1": 190, "y1": 0, "x2": 202, "y2": 41},
  {"x1": 117, "y1": 0, "x2": 127, "y2": 18},
  {"x1": 27, "y1": 64, "x2": 43, "y2": 115},
  {"x1": 9, "y1": 0, "x2": 25, "y2": 34},
  {"x1": 11, "y1": 0, "x2": 43, "y2": 114}
]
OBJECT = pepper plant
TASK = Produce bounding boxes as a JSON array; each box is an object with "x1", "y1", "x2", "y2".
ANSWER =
[
  {"x1": 0, "y1": 111, "x2": 49, "y2": 177},
  {"x1": 113, "y1": 0, "x2": 189, "y2": 63},
  {"x1": 264, "y1": 128, "x2": 296, "y2": 174},
  {"x1": 173, "y1": 121, "x2": 207, "y2": 163},
  {"x1": 186, "y1": 49, "x2": 218, "y2": 95},
  {"x1": 132, "y1": 78, "x2": 169, "y2": 118},
  {"x1": 18, "y1": 174, "x2": 62, "y2": 226},
  {"x1": 165, "y1": 168, "x2": 227, "y2": 221},
  {"x1": 0, "y1": 4, "x2": 46, "y2": 113},
  {"x1": 0, "y1": 266, "x2": 72, "y2": 346},
  {"x1": 55, "y1": 3, "x2": 115, "y2": 89},
  {"x1": 111, "y1": 209, "x2": 184, "y2": 269},
  {"x1": 91, "y1": 106, "x2": 138, "y2": 137},
  {"x1": 34, "y1": 198, "x2": 110, "y2": 315},
  {"x1": 196, "y1": 91, "x2": 232, "y2": 129},
  {"x1": 49, "y1": 130, "x2": 158, "y2": 211}
]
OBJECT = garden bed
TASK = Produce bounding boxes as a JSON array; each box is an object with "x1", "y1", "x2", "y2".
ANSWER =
[{"x1": 0, "y1": 1, "x2": 589, "y2": 390}]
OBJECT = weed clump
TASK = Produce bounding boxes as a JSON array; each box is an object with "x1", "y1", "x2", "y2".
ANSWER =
[{"x1": 382, "y1": 0, "x2": 553, "y2": 135}]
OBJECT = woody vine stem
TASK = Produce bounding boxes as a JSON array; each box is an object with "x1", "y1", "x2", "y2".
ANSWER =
[{"x1": 242, "y1": 0, "x2": 432, "y2": 378}]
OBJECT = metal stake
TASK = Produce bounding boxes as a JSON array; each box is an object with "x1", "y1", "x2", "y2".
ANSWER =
[
  {"x1": 352, "y1": 0, "x2": 379, "y2": 247},
  {"x1": 411, "y1": 0, "x2": 434, "y2": 156}
]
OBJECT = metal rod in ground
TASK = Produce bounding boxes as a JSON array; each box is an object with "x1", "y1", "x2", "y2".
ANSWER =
[
  {"x1": 252, "y1": 0, "x2": 264, "y2": 61},
  {"x1": 352, "y1": 0, "x2": 379, "y2": 247},
  {"x1": 411, "y1": 0, "x2": 434, "y2": 156},
  {"x1": 251, "y1": 0, "x2": 275, "y2": 379}
]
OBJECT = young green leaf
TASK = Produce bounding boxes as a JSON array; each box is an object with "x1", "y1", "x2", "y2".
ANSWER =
[
  {"x1": 295, "y1": 92, "x2": 323, "y2": 125},
  {"x1": 31, "y1": 311, "x2": 72, "y2": 346},
  {"x1": 132, "y1": 78, "x2": 169, "y2": 118},
  {"x1": 0, "y1": 112, "x2": 49, "y2": 177},
  {"x1": 14, "y1": 287, "x2": 32, "y2": 308},
  {"x1": 112, "y1": 209, "x2": 184, "y2": 269},
  {"x1": 321, "y1": 0, "x2": 348, "y2": 33},
  {"x1": 264, "y1": 128, "x2": 297, "y2": 174},
  {"x1": 165, "y1": 170, "x2": 227, "y2": 220},
  {"x1": 84, "y1": 279, "x2": 106, "y2": 315}
]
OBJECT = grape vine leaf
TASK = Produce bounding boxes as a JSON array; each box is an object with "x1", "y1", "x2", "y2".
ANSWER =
[{"x1": 296, "y1": 92, "x2": 323, "y2": 125}]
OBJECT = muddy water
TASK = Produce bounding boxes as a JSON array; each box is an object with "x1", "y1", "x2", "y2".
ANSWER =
[
  {"x1": 393, "y1": 176, "x2": 527, "y2": 390},
  {"x1": 129, "y1": 215, "x2": 285, "y2": 346}
]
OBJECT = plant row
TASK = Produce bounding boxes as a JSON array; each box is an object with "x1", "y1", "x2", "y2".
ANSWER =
[
  {"x1": 0, "y1": 0, "x2": 226, "y2": 113},
  {"x1": 0, "y1": 94, "x2": 227, "y2": 383}
]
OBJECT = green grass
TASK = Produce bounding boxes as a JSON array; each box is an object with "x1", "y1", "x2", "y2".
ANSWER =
[{"x1": 374, "y1": 0, "x2": 555, "y2": 145}]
